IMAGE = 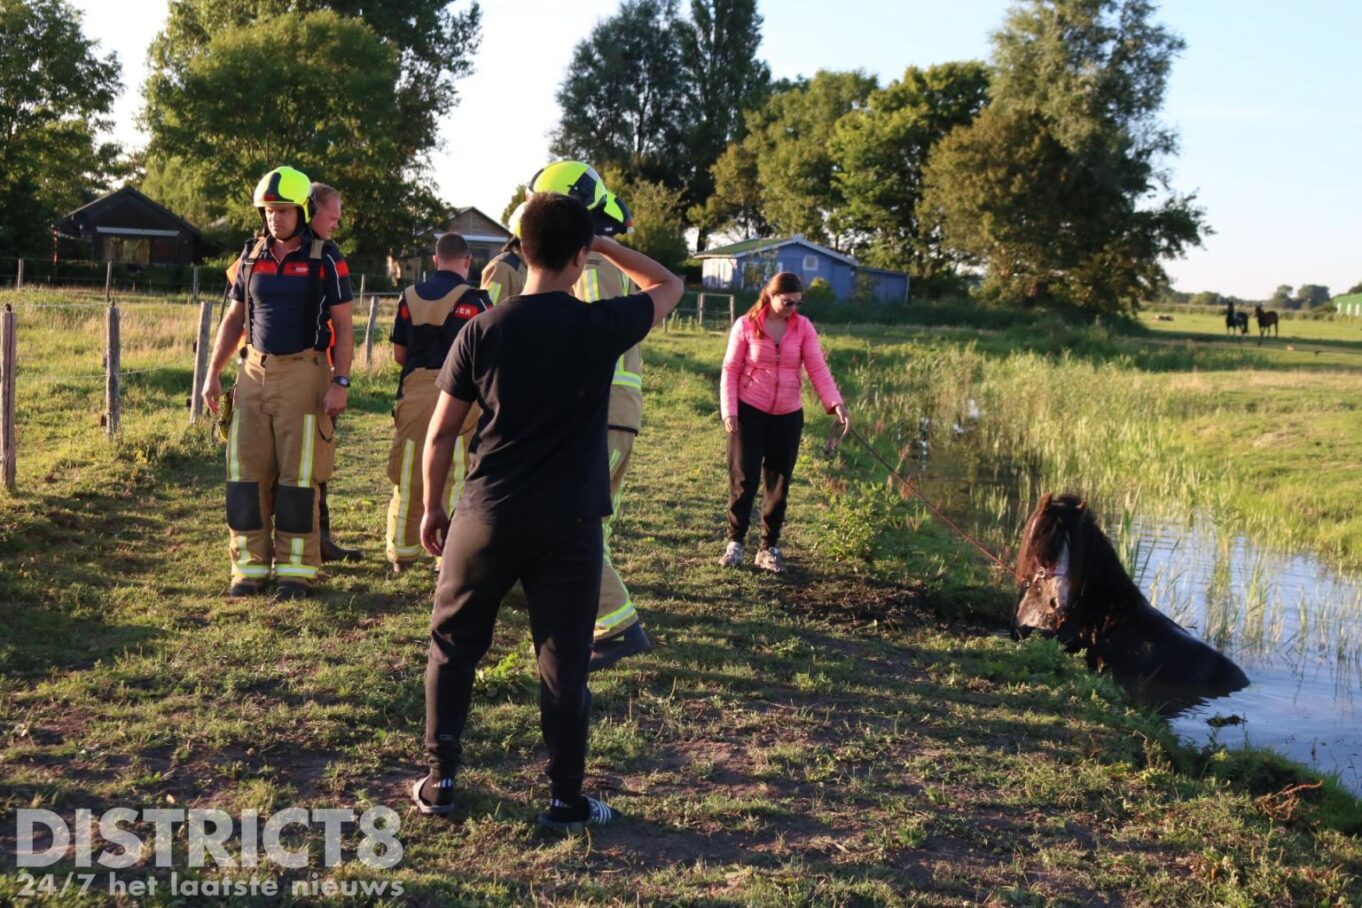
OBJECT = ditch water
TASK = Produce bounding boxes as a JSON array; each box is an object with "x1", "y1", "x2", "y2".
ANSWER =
[{"x1": 901, "y1": 420, "x2": 1362, "y2": 795}]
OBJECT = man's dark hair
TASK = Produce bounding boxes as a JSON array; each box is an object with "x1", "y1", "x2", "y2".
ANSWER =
[
  {"x1": 519, "y1": 193, "x2": 593, "y2": 273},
  {"x1": 435, "y1": 232, "x2": 470, "y2": 260}
]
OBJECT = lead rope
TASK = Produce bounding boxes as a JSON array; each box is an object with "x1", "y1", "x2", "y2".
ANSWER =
[{"x1": 830, "y1": 422, "x2": 1014, "y2": 576}]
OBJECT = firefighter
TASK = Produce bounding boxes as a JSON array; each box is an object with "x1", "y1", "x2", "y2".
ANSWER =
[
  {"x1": 528, "y1": 162, "x2": 648, "y2": 671},
  {"x1": 308, "y1": 181, "x2": 363, "y2": 563},
  {"x1": 480, "y1": 202, "x2": 527, "y2": 305},
  {"x1": 201, "y1": 165, "x2": 354, "y2": 600},
  {"x1": 386, "y1": 233, "x2": 491, "y2": 571}
]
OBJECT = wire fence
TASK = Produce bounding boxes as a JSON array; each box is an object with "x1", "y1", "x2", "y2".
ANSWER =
[{"x1": 0, "y1": 288, "x2": 739, "y2": 492}]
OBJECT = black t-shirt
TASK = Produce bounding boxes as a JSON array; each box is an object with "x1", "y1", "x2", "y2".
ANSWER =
[{"x1": 436, "y1": 290, "x2": 655, "y2": 519}]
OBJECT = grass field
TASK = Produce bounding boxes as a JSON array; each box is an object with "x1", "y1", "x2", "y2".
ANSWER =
[{"x1": 1, "y1": 291, "x2": 1360, "y2": 906}]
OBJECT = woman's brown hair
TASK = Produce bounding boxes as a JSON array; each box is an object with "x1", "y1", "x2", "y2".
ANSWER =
[{"x1": 746, "y1": 272, "x2": 802, "y2": 338}]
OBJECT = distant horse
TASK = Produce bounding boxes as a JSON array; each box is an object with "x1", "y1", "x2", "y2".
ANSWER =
[
  {"x1": 1013, "y1": 494, "x2": 1249, "y2": 698},
  {"x1": 1225, "y1": 302, "x2": 1249, "y2": 336},
  {"x1": 1254, "y1": 305, "x2": 1279, "y2": 338}
]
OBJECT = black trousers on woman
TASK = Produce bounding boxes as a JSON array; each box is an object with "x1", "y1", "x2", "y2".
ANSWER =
[
  {"x1": 727, "y1": 400, "x2": 804, "y2": 548},
  {"x1": 425, "y1": 511, "x2": 602, "y2": 802}
]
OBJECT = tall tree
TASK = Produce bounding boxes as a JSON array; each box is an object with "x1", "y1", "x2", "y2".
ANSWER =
[
  {"x1": 691, "y1": 140, "x2": 766, "y2": 239},
  {"x1": 920, "y1": 0, "x2": 1206, "y2": 312},
  {"x1": 678, "y1": 0, "x2": 769, "y2": 239},
  {"x1": 144, "y1": 0, "x2": 480, "y2": 165},
  {"x1": 1294, "y1": 284, "x2": 1330, "y2": 309},
  {"x1": 0, "y1": 0, "x2": 121, "y2": 257},
  {"x1": 140, "y1": 11, "x2": 443, "y2": 263},
  {"x1": 551, "y1": 0, "x2": 695, "y2": 191},
  {"x1": 746, "y1": 70, "x2": 878, "y2": 248},
  {"x1": 831, "y1": 61, "x2": 990, "y2": 276}
]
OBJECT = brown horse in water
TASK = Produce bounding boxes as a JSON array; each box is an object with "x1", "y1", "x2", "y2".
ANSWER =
[
  {"x1": 1013, "y1": 494, "x2": 1249, "y2": 700},
  {"x1": 1254, "y1": 305, "x2": 1279, "y2": 338}
]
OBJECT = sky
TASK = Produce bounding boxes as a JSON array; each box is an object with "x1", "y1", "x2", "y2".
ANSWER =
[{"x1": 71, "y1": 0, "x2": 1361, "y2": 299}]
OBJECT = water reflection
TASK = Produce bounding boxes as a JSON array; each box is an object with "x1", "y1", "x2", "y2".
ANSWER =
[{"x1": 900, "y1": 421, "x2": 1362, "y2": 794}]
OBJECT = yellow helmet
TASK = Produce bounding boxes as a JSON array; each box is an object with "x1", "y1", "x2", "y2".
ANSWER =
[
  {"x1": 529, "y1": 161, "x2": 608, "y2": 212},
  {"x1": 253, "y1": 166, "x2": 314, "y2": 225},
  {"x1": 507, "y1": 201, "x2": 527, "y2": 239},
  {"x1": 594, "y1": 192, "x2": 632, "y2": 237}
]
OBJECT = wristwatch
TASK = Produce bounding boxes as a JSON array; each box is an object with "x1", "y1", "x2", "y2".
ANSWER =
[{"x1": 331, "y1": 376, "x2": 350, "y2": 388}]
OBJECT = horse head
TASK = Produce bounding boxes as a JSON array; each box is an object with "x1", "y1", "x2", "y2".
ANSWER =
[{"x1": 1013, "y1": 493, "x2": 1094, "y2": 641}]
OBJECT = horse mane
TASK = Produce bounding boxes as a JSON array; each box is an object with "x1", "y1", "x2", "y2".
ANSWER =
[{"x1": 1016, "y1": 493, "x2": 1146, "y2": 643}]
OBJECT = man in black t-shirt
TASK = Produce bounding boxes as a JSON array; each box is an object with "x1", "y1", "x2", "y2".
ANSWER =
[{"x1": 409, "y1": 193, "x2": 683, "y2": 832}]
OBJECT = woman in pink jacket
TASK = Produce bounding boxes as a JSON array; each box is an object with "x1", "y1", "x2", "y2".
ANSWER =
[{"x1": 719, "y1": 273, "x2": 848, "y2": 572}]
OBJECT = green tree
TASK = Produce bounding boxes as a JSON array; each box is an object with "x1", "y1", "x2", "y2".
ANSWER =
[
  {"x1": 1348, "y1": 280, "x2": 1362, "y2": 295},
  {"x1": 144, "y1": 0, "x2": 480, "y2": 165},
  {"x1": 551, "y1": 0, "x2": 695, "y2": 191},
  {"x1": 140, "y1": 11, "x2": 442, "y2": 264},
  {"x1": 747, "y1": 70, "x2": 879, "y2": 247},
  {"x1": 831, "y1": 61, "x2": 990, "y2": 276},
  {"x1": 0, "y1": 0, "x2": 121, "y2": 257},
  {"x1": 500, "y1": 184, "x2": 528, "y2": 227},
  {"x1": 678, "y1": 0, "x2": 769, "y2": 239},
  {"x1": 920, "y1": 0, "x2": 1207, "y2": 312},
  {"x1": 614, "y1": 175, "x2": 690, "y2": 274},
  {"x1": 1269, "y1": 284, "x2": 1294, "y2": 308},
  {"x1": 691, "y1": 140, "x2": 766, "y2": 239},
  {"x1": 1294, "y1": 284, "x2": 1330, "y2": 309},
  {"x1": 1188, "y1": 290, "x2": 1224, "y2": 308}
]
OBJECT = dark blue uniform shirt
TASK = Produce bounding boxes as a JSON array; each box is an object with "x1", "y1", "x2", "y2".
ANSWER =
[{"x1": 230, "y1": 230, "x2": 353, "y2": 354}]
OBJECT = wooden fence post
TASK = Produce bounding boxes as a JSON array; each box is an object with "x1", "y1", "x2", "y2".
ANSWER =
[
  {"x1": 15, "y1": 258, "x2": 22, "y2": 290},
  {"x1": 364, "y1": 295, "x2": 379, "y2": 367},
  {"x1": 104, "y1": 261, "x2": 113, "y2": 302},
  {"x1": 189, "y1": 294, "x2": 214, "y2": 424},
  {"x1": 192, "y1": 265, "x2": 200, "y2": 300},
  {"x1": 357, "y1": 273, "x2": 366, "y2": 308},
  {"x1": 104, "y1": 302, "x2": 120, "y2": 438},
  {"x1": 729, "y1": 295, "x2": 736, "y2": 324},
  {"x1": 1, "y1": 304, "x2": 15, "y2": 491}
]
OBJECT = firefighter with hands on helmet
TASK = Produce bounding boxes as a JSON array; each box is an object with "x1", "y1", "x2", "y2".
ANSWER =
[
  {"x1": 201, "y1": 165, "x2": 355, "y2": 601},
  {"x1": 480, "y1": 202, "x2": 527, "y2": 306},
  {"x1": 528, "y1": 161, "x2": 649, "y2": 672},
  {"x1": 386, "y1": 232, "x2": 491, "y2": 571}
]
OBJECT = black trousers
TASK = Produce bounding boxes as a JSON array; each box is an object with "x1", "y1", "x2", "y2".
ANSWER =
[
  {"x1": 425, "y1": 511, "x2": 602, "y2": 802},
  {"x1": 727, "y1": 401, "x2": 804, "y2": 548}
]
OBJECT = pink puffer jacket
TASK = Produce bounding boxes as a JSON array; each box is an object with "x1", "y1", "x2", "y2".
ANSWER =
[{"x1": 720, "y1": 311, "x2": 843, "y2": 419}]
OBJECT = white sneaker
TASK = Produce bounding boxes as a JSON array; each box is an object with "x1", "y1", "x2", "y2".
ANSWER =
[
  {"x1": 719, "y1": 541, "x2": 744, "y2": 568},
  {"x1": 754, "y1": 546, "x2": 786, "y2": 573}
]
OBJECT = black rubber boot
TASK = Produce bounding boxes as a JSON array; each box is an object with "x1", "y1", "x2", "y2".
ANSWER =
[{"x1": 318, "y1": 482, "x2": 363, "y2": 562}]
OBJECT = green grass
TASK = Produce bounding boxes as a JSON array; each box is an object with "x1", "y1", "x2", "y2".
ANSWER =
[{"x1": 1, "y1": 290, "x2": 1360, "y2": 906}]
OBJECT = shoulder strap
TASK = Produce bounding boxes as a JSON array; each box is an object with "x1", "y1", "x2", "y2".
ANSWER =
[
  {"x1": 504, "y1": 251, "x2": 522, "y2": 274},
  {"x1": 307, "y1": 238, "x2": 327, "y2": 351},
  {"x1": 239, "y1": 236, "x2": 268, "y2": 347}
]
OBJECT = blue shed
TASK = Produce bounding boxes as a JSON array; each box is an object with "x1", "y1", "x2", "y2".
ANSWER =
[{"x1": 697, "y1": 234, "x2": 909, "y2": 303}]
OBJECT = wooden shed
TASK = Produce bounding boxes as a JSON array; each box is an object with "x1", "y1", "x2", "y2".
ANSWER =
[
  {"x1": 52, "y1": 187, "x2": 201, "y2": 265},
  {"x1": 697, "y1": 234, "x2": 909, "y2": 303},
  {"x1": 389, "y1": 206, "x2": 513, "y2": 284}
]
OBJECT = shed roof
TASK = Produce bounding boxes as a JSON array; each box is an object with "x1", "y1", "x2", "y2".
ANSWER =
[
  {"x1": 697, "y1": 234, "x2": 858, "y2": 266},
  {"x1": 53, "y1": 186, "x2": 201, "y2": 238}
]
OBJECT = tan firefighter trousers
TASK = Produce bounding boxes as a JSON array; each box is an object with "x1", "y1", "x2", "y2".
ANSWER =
[
  {"x1": 386, "y1": 369, "x2": 479, "y2": 565},
  {"x1": 596, "y1": 428, "x2": 639, "y2": 640},
  {"x1": 225, "y1": 348, "x2": 335, "y2": 588}
]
